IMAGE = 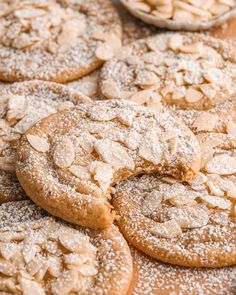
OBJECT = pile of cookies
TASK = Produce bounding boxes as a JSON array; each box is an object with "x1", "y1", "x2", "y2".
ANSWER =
[{"x1": 0, "y1": 0, "x2": 236, "y2": 294}]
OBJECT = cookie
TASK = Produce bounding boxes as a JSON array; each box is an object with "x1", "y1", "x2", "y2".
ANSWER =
[
  {"x1": 16, "y1": 100, "x2": 201, "y2": 229},
  {"x1": 0, "y1": 80, "x2": 89, "y2": 203},
  {"x1": 128, "y1": 247, "x2": 236, "y2": 295},
  {"x1": 113, "y1": 165, "x2": 236, "y2": 267},
  {"x1": 0, "y1": 200, "x2": 133, "y2": 294},
  {"x1": 0, "y1": 0, "x2": 122, "y2": 82},
  {"x1": 99, "y1": 33, "x2": 236, "y2": 110},
  {"x1": 120, "y1": 0, "x2": 236, "y2": 31}
]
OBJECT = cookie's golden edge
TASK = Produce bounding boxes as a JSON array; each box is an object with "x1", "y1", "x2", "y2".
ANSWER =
[{"x1": 113, "y1": 193, "x2": 236, "y2": 268}]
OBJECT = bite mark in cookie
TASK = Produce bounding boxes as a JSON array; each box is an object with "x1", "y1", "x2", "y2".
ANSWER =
[{"x1": 16, "y1": 100, "x2": 201, "y2": 228}]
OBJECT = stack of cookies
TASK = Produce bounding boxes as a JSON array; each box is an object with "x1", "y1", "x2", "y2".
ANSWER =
[{"x1": 0, "y1": 0, "x2": 235, "y2": 294}]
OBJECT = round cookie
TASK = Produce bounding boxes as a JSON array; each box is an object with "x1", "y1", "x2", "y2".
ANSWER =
[
  {"x1": 0, "y1": 0, "x2": 122, "y2": 82},
  {"x1": 128, "y1": 247, "x2": 236, "y2": 295},
  {"x1": 0, "y1": 80, "x2": 89, "y2": 203},
  {"x1": 99, "y1": 33, "x2": 236, "y2": 110},
  {"x1": 113, "y1": 154, "x2": 236, "y2": 267},
  {"x1": 16, "y1": 100, "x2": 201, "y2": 229},
  {"x1": 0, "y1": 200, "x2": 133, "y2": 294}
]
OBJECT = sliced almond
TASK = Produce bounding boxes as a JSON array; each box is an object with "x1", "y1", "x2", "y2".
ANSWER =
[
  {"x1": 185, "y1": 88, "x2": 203, "y2": 103},
  {"x1": 18, "y1": 276, "x2": 45, "y2": 295},
  {"x1": 26, "y1": 134, "x2": 50, "y2": 153},
  {"x1": 95, "y1": 139, "x2": 134, "y2": 170},
  {"x1": 0, "y1": 259, "x2": 15, "y2": 276},
  {"x1": 53, "y1": 137, "x2": 75, "y2": 169},
  {"x1": 205, "y1": 154, "x2": 236, "y2": 175},
  {"x1": 192, "y1": 112, "x2": 219, "y2": 132},
  {"x1": 150, "y1": 219, "x2": 182, "y2": 239},
  {"x1": 90, "y1": 161, "x2": 113, "y2": 192},
  {"x1": 68, "y1": 165, "x2": 90, "y2": 180}
]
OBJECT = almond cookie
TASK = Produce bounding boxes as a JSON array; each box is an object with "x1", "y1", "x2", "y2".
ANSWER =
[
  {"x1": 0, "y1": 0, "x2": 122, "y2": 82},
  {"x1": 0, "y1": 200, "x2": 133, "y2": 294},
  {"x1": 16, "y1": 100, "x2": 201, "y2": 229},
  {"x1": 128, "y1": 247, "x2": 236, "y2": 295},
  {"x1": 121, "y1": 0, "x2": 236, "y2": 31},
  {"x1": 99, "y1": 33, "x2": 236, "y2": 110},
  {"x1": 0, "y1": 80, "x2": 89, "y2": 203},
  {"x1": 113, "y1": 163, "x2": 236, "y2": 267}
]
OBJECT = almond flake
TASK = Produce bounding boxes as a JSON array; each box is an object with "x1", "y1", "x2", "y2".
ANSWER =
[
  {"x1": 199, "y1": 193, "x2": 231, "y2": 210},
  {"x1": 0, "y1": 259, "x2": 15, "y2": 276},
  {"x1": 68, "y1": 165, "x2": 90, "y2": 180},
  {"x1": 150, "y1": 219, "x2": 182, "y2": 239},
  {"x1": 192, "y1": 112, "x2": 219, "y2": 132},
  {"x1": 26, "y1": 134, "x2": 50, "y2": 153},
  {"x1": 167, "y1": 206, "x2": 209, "y2": 229},
  {"x1": 90, "y1": 161, "x2": 113, "y2": 192},
  {"x1": 50, "y1": 270, "x2": 77, "y2": 295},
  {"x1": 205, "y1": 154, "x2": 236, "y2": 175},
  {"x1": 139, "y1": 131, "x2": 163, "y2": 165},
  {"x1": 18, "y1": 276, "x2": 45, "y2": 295},
  {"x1": 185, "y1": 88, "x2": 203, "y2": 103},
  {"x1": 53, "y1": 137, "x2": 75, "y2": 169},
  {"x1": 95, "y1": 139, "x2": 135, "y2": 170}
]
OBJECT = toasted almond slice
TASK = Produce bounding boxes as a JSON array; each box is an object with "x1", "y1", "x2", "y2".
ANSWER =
[
  {"x1": 0, "y1": 259, "x2": 15, "y2": 276},
  {"x1": 68, "y1": 165, "x2": 90, "y2": 180},
  {"x1": 130, "y1": 1, "x2": 151, "y2": 12},
  {"x1": 50, "y1": 270, "x2": 77, "y2": 295},
  {"x1": 95, "y1": 139, "x2": 134, "y2": 170},
  {"x1": 22, "y1": 244, "x2": 39, "y2": 264},
  {"x1": 168, "y1": 34, "x2": 183, "y2": 51},
  {"x1": 150, "y1": 219, "x2": 182, "y2": 239},
  {"x1": 26, "y1": 134, "x2": 50, "y2": 153},
  {"x1": 18, "y1": 276, "x2": 45, "y2": 295},
  {"x1": 199, "y1": 193, "x2": 231, "y2": 210},
  {"x1": 167, "y1": 206, "x2": 209, "y2": 229},
  {"x1": 205, "y1": 154, "x2": 236, "y2": 175},
  {"x1": 192, "y1": 112, "x2": 219, "y2": 132},
  {"x1": 53, "y1": 137, "x2": 75, "y2": 169},
  {"x1": 90, "y1": 161, "x2": 113, "y2": 192},
  {"x1": 185, "y1": 88, "x2": 203, "y2": 103},
  {"x1": 138, "y1": 131, "x2": 163, "y2": 165},
  {"x1": 209, "y1": 3, "x2": 230, "y2": 15},
  {"x1": 174, "y1": 0, "x2": 212, "y2": 17},
  {"x1": 199, "y1": 84, "x2": 217, "y2": 100},
  {"x1": 95, "y1": 44, "x2": 114, "y2": 61},
  {"x1": 48, "y1": 257, "x2": 62, "y2": 278},
  {"x1": 101, "y1": 81, "x2": 121, "y2": 99},
  {"x1": 173, "y1": 8, "x2": 194, "y2": 20}
]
